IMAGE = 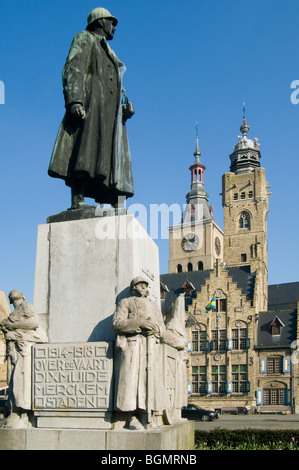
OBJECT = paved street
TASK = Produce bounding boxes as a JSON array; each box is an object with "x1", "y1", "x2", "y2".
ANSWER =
[{"x1": 194, "y1": 414, "x2": 299, "y2": 431}]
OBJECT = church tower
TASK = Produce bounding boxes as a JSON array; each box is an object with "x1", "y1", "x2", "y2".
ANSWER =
[
  {"x1": 222, "y1": 111, "x2": 270, "y2": 310},
  {"x1": 168, "y1": 132, "x2": 224, "y2": 274}
]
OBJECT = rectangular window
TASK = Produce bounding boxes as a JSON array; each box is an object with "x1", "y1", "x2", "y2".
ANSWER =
[
  {"x1": 192, "y1": 330, "x2": 208, "y2": 352},
  {"x1": 264, "y1": 388, "x2": 286, "y2": 405},
  {"x1": 216, "y1": 298, "x2": 227, "y2": 312},
  {"x1": 199, "y1": 331, "x2": 208, "y2": 351},
  {"x1": 232, "y1": 365, "x2": 248, "y2": 392},
  {"x1": 233, "y1": 193, "x2": 238, "y2": 200},
  {"x1": 267, "y1": 357, "x2": 283, "y2": 374},
  {"x1": 248, "y1": 190, "x2": 253, "y2": 198},
  {"x1": 192, "y1": 366, "x2": 207, "y2": 395},
  {"x1": 192, "y1": 331, "x2": 199, "y2": 352},
  {"x1": 211, "y1": 329, "x2": 227, "y2": 351},
  {"x1": 212, "y1": 365, "x2": 226, "y2": 394},
  {"x1": 272, "y1": 324, "x2": 280, "y2": 335},
  {"x1": 240, "y1": 192, "x2": 246, "y2": 199},
  {"x1": 241, "y1": 253, "x2": 247, "y2": 262},
  {"x1": 232, "y1": 328, "x2": 248, "y2": 350}
]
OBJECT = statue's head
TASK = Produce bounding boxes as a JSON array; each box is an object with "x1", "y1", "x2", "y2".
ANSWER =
[
  {"x1": 8, "y1": 290, "x2": 25, "y2": 304},
  {"x1": 87, "y1": 7, "x2": 118, "y2": 28},
  {"x1": 86, "y1": 8, "x2": 118, "y2": 40},
  {"x1": 130, "y1": 277, "x2": 149, "y2": 298}
]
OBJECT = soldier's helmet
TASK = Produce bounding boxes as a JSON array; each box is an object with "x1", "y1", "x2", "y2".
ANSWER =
[
  {"x1": 87, "y1": 7, "x2": 118, "y2": 27},
  {"x1": 130, "y1": 277, "x2": 149, "y2": 290}
]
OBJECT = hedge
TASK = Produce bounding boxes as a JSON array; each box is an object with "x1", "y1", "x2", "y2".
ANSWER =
[{"x1": 195, "y1": 429, "x2": 299, "y2": 450}]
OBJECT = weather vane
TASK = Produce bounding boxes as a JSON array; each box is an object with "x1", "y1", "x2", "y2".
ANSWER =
[{"x1": 195, "y1": 121, "x2": 199, "y2": 138}]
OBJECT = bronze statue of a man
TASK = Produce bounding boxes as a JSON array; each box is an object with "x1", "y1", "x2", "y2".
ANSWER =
[{"x1": 48, "y1": 8, "x2": 134, "y2": 209}]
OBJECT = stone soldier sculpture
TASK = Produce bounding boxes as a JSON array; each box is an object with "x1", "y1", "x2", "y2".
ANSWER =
[
  {"x1": 48, "y1": 7, "x2": 135, "y2": 209},
  {"x1": 0, "y1": 290, "x2": 47, "y2": 428},
  {"x1": 112, "y1": 277, "x2": 166, "y2": 430},
  {"x1": 163, "y1": 293, "x2": 188, "y2": 421}
]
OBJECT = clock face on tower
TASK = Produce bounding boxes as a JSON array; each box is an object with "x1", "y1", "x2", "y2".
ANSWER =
[
  {"x1": 215, "y1": 236, "x2": 221, "y2": 256},
  {"x1": 181, "y1": 233, "x2": 199, "y2": 251}
]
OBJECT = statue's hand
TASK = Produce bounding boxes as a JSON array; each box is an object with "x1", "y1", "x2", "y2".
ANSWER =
[
  {"x1": 139, "y1": 320, "x2": 159, "y2": 336},
  {"x1": 70, "y1": 103, "x2": 86, "y2": 120},
  {"x1": 122, "y1": 101, "x2": 135, "y2": 121}
]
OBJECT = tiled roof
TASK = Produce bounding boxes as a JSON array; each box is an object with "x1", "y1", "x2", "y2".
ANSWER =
[
  {"x1": 268, "y1": 282, "x2": 299, "y2": 311},
  {"x1": 160, "y1": 270, "x2": 210, "y2": 314},
  {"x1": 256, "y1": 309, "x2": 297, "y2": 349}
]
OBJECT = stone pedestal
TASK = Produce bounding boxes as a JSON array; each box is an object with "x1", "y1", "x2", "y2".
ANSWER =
[
  {"x1": 0, "y1": 211, "x2": 195, "y2": 451},
  {"x1": 33, "y1": 213, "x2": 160, "y2": 343},
  {"x1": 0, "y1": 420, "x2": 194, "y2": 450}
]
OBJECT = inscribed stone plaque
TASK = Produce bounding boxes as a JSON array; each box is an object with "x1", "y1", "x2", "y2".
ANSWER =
[{"x1": 32, "y1": 342, "x2": 113, "y2": 411}]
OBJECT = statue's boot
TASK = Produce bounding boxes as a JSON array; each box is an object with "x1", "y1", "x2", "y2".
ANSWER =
[
  {"x1": 5, "y1": 411, "x2": 31, "y2": 429},
  {"x1": 127, "y1": 415, "x2": 144, "y2": 430},
  {"x1": 71, "y1": 177, "x2": 88, "y2": 209}
]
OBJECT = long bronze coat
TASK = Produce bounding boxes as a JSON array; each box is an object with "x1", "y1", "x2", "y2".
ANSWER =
[{"x1": 48, "y1": 30, "x2": 134, "y2": 204}]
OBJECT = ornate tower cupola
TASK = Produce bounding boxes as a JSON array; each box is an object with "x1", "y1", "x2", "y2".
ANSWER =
[
  {"x1": 229, "y1": 107, "x2": 261, "y2": 175},
  {"x1": 184, "y1": 134, "x2": 213, "y2": 223}
]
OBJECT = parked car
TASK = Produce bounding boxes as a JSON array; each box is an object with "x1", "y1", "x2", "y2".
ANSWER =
[
  {"x1": 182, "y1": 404, "x2": 219, "y2": 421},
  {"x1": 0, "y1": 398, "x2": 9, "y2": 420}
]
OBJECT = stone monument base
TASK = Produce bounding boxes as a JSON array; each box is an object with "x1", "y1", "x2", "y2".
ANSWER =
[{"x1": 0, "y1": 420, "x2": 194, "y2": 450}]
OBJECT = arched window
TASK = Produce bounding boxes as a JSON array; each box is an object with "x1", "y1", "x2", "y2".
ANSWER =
[
  {"x1": 239, "y1": 211, "x2": 250, "y2": 229},
  {"x1": 187, "y1": 262, "x2": 193, "y2": 272},
  {"x1": 177, "y1": 264, "x2": 182, "y2": 273},
  {"x1": 198, "y1": 261, "x2": 203, "y2": 271}
]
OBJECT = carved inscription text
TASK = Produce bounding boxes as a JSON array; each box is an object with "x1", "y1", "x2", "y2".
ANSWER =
[{"x1": 32, "y1": 342, "x2": 113, "y2": 411}]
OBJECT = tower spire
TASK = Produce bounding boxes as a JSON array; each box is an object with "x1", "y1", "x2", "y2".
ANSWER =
[
  {"x1": 193, "y1": 122, "x2": 201, "y2": 163},
  {"x1": 240, "y1": 100, "x2": 250, "y2": 136},
  {"x1": 183, "y1": 123, "x2": 213, "y2": 223}
]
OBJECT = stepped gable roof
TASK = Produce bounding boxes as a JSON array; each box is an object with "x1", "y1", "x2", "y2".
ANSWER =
[
  {"x1": 226, "y1": 265, "x2": 256, "y2": 302},
  {"x1": 160, "y1": 265, "x2": 256, "y2": 314},
  {"x1": 256, "y1": 309, "x2": 297, "y2": 349}
]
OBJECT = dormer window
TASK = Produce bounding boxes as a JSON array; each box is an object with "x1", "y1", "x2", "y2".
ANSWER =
[
  {"x1": 271, "y1": 317, "x2": 284, "y2": 336},
  {"x1": 182, "y1": 280, "x2": 195, "y2": 297}
]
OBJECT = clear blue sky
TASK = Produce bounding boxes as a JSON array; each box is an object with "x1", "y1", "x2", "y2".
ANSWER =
[{"x1": 1, "y1": 0, "x2": 299, "y2": 303}]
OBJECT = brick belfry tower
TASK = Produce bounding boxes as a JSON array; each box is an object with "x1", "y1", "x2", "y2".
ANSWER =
[{"x1": 222, "y1": 110, "x2": 270, "y2": 311}]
